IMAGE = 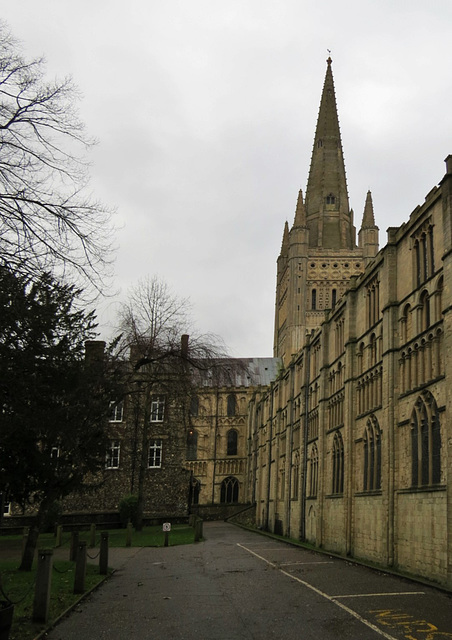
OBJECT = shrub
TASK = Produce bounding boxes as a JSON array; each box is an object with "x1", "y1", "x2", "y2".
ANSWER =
[{"x1": 119, "y1": 495, "x2": 139, "y2": 528}]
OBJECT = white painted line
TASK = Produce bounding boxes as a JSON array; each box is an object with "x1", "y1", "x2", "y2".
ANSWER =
[
  {"x1": 280, "y1": 561, "x2": 334, "y2": 567},
  {"x1": 237, "y1": 543, "x2": 400, "y2": 640},
  {"x1": 332, "y1": 591, "x2": 425, "y2": 599}
]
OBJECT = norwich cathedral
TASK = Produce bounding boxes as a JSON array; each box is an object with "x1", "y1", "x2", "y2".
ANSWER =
[{"x1": 6, "y1": 58, "x2": 452, "y2": 590}]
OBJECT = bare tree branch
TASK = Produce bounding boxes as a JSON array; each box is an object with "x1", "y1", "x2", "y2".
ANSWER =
[{"x1": 0, "y1": 22, "x2": 115, "y2": 293}]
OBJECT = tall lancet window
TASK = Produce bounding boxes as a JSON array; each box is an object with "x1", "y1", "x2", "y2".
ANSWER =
[{"x1": 311, "y1": 288, "x2": 317, "y2": 310}]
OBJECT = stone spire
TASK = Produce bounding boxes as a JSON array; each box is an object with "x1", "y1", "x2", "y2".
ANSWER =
[
  {"x1": 280, "y1": 220, "x2": 289, "y2": 253},
  {"x1": 361, "y1": 190, "x2": 376, "y2": 228},
  {"x1": 358, "y1": 190, "x2": 379, "y2": 261},
  {"x1": 304, "y1": 57, "x2": 355, "y2": 249},
  {"x1": 293, "y1": 189, "x2": 307, "y2": 228}
]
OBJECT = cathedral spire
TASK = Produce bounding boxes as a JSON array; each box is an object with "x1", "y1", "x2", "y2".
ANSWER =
[{"x1": 304, "y1": 57, "x2": 354, "y2": 249}]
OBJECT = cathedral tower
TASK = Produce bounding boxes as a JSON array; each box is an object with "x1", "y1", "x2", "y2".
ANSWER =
[{"x1": 274, "y1": 58, "x2": 379, "y2": 364}]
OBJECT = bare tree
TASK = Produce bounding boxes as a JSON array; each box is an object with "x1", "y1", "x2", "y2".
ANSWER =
[
  {"x1": 0, "y1": 22, "x2": 114, "y2": 290},
  {"x1": 118, "y1": 276, "x2": 228, "y2": 530}
]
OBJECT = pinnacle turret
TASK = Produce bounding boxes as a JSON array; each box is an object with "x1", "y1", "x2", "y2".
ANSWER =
[
  {"x1": 293, "y1": 189, "x2": 307, "y2": 228},
  {"x1": 361, "y1": 190, "x2": 376, "y2": 228},
  {"x1": 280, "y1": 220, "x2": 289, "y2": 254},
  {"x1": 358, "y1": 190, "x2": 379, "y2": 261}
]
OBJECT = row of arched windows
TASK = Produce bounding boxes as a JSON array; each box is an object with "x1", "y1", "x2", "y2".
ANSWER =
[
  {"x1": 190, "y1": 393, "x2": 242, "y2": 418},
  {"x1": 305, "y1": 391, "x2": 441, "y2": 498},
  {"x1": 399, "y1": 329, "x2": 443, "y2": 393},
  {"x1": 190, "y1": 476, "x2": 240, "y2": 505},
  {"x1": 400, "y1": 276, "x2": 443, "y2": 344},
  {"x1": 311, "y1": 287, "x2": 338, "y2": 311}
]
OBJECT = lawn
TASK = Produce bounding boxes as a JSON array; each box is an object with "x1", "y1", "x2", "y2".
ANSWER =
[{"x1": 0, "y1": 524, "x2": 197, "y2": 640}]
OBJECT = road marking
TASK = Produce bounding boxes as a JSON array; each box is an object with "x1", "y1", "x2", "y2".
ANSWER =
[
  {"x1": 280, "y1": 561, "x2": 334, "y2": 567},
  {"x1": 237, "y1": 543, "x2": 400, "y2": 640},
  {"x1": 332, "y1": 592, "x2": 425, "y2": 599}
]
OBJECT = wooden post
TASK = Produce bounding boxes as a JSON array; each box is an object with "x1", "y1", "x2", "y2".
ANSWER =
[
  {"x1": 126, "y1": 522, "x2": 133, "y2": 547},
  {"x1": 32, "y1": 549, "x2": 53, "y2": 622},
  {"x1": 74, "y1": 541, "x2": 87, "y2": 594},
  {"x1": 55, "y1": 525, "x2": 62, "y2": 548},
  {"x1": 89, "y1": 523, "x2": 96, "y2": 548},
  {"x1": 194, "y1": 518, "x2": 203, "y2": 542},
  {"x1": 70, "y1": 531, "x2": 79, "y2": 561},
  {"x1": 99, "y1": 532, "x2": 109, "y2": 575},
  {"x1": 21, "y1": 527, "x2": 29, "y2": 558}
]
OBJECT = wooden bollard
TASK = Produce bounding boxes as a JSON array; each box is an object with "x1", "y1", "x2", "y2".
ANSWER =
[
  {"x1": 99, "y1": 532, "x2": 109, "y2": 575},
  {"x1": 194, "y1": 518, "x2": 203, "y2": 542},
  {"x1": 126, "y1": 522, "x2": 133, "y2": 547},
  {"x1": 89, "y1": 523, "x2": 96, "y2": 548},
  {"x1": 74, "y1": 541, "x2": 87, "y2": 594},
  {"x1": 33, "y1": 549, "x2": 53, "y2": 622},
  {"x1": 21, "y1": 527, "x2": 29, "y2": 558},
  {"x1": 70, "y1": 531, "x2": 79, "y2": 561},
  {"x1": 55, "y1": 524, "x2": 62, "y2": 548}
]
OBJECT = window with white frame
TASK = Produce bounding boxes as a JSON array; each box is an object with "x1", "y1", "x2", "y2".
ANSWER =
[
  {"x1": 106, "y1": 440, "x2": 120, "y2": 469},
  {"x1": 109, "y1": 400, "x2": 124, "y2": 422},
  {"x1": 50, "y1": 446, "x2": 60, "y2": 459},
  {"x1": 3, "y1": 502, "x2": 11, "y2": 516},
  {"x1": 150, "y1": 397, "x2": 165, "y2": 422},
  {"x1": 148, "y1": 439, "x2": 163, "y2": 468}
]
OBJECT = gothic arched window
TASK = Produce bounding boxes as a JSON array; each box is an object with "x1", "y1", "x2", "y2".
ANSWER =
[
  {"x1": 220, "y1": 476, "x2": 239, "y2": 503},
  {"x1": 420, "y1": 290, "x2": 430, "y2": 332},
  {"x1": 190, "y1": 477, "x2": 201, "y2": 505},
  {"x1": 312, "y1": 288, "x2": 317, "y2": 310},
  {"x1": 186, "y1": 429, "x2": 198, "y2": 461},
  {"x1": 227, "y1": 393, "x2": 236, "y2": 417},
  {"x1": 190, "y1": 395, "x2": 199, "y2": 417},
  {"x1": 363, "y1": 416, "x2": 381, "y2": 491},
  {"x1": 308, "y1": 443, "x2": 319, "y2": 497},
  {"x1": 411, "y1": 391, "x2": 441, "y2": 487},
  {"x1": 332, "y1": 431, "x2": 344, "y2": 494},
  {"x1": 326, "y1": 193, "x2": 336, "y2": 205},
  {"x1": 227, "y1": 429, "x2": 238, "y2": 456}
]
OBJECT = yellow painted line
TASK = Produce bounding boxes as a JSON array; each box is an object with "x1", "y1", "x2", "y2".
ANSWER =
[
  {"x1": 237, "y1": 543, "x2": 400, "y2": 640},
  {"x1": 332, "y1": 592, "x2": 425, "y2": 599}
]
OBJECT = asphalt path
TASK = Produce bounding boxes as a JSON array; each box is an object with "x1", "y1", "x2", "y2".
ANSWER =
[{"x1": 47, "y1": 522, "x2": 452, "y2": 640}]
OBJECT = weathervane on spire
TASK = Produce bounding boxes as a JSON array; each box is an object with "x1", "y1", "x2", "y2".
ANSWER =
[{"x1": 327, "y1": 49, "x2": 332, "y2": 65}]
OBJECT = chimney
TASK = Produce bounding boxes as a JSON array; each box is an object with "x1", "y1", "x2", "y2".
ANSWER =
[{"x1": 181, "y1": 334, "x2": 189, "y2": 358}]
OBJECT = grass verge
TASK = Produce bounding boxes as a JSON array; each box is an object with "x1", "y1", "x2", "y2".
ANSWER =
[
  {"x1": 1, "y1": 560, "x2": 108, "y2": 640},
  {"x1": 0, "y1": 524, "x2": 197, "y2": 639}
]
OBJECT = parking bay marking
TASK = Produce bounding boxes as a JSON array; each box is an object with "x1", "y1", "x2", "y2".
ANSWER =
[
  {"x1": 332, "y1": 592, "x2": 425, "y2": 599},
  {"x1": 238, "y1": 543, "x2": 404, "y2": 640}
]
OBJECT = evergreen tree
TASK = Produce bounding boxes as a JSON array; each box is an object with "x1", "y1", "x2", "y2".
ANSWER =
[{"x1": 0, "y1": 265, "x2": 121, "y2": 569}]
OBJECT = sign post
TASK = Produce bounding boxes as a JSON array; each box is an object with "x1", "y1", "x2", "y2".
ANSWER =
[{"x1": 163, "y1": 522, "x2": 171, "y2": 547}]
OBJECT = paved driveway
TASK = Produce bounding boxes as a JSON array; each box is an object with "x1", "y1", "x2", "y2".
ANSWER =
[{"x1": 47, "y1": 522, "x2": 452, "y2": 640}]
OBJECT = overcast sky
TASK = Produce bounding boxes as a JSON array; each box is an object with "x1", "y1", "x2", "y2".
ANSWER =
[{"x1": 3, "y1": 1, "x2": 452, "y2": 356}]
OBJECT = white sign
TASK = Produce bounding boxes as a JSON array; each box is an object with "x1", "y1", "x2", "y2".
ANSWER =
[{"x1": 163, "y1": 522, "x2": 171, "y2": 532}]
